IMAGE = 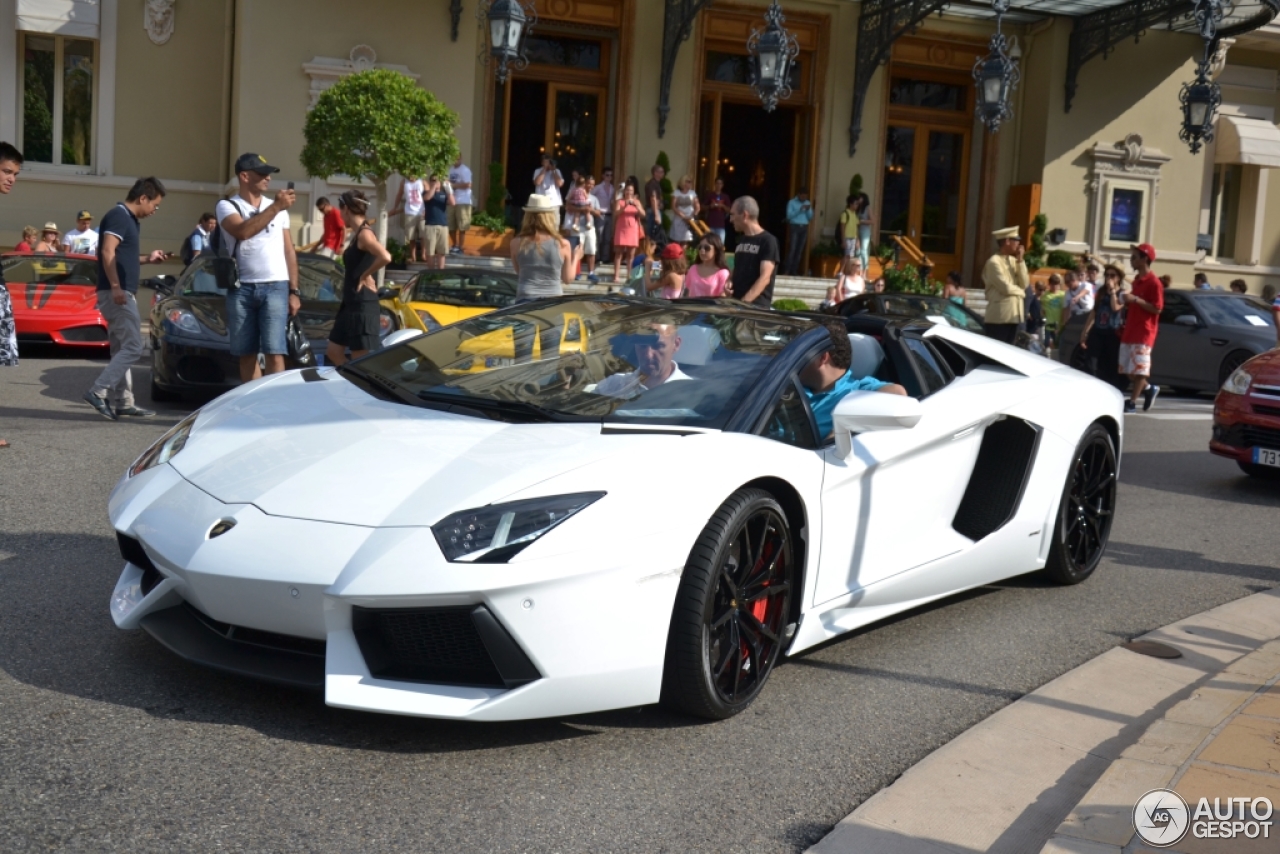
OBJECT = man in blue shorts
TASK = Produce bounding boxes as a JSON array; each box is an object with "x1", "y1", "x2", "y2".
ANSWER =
[{"x1": 801, "y1": 321, "x2": 907, "y2": 439}]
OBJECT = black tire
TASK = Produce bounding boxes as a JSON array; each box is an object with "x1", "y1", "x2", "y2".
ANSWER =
[
  {"x1": 1219, "y1": 350, "x2": 1253, "y2": 388},
  {"x1": 1043, "y1": 424, "x2": 1117, "y2": 585},
  {"x1": 1237, "y1": 461, "x2": 1280, "y2": 480},
  {"x1": 149, "y1": 377, "x2": 181, "y2": 403},
  {"x1": 661, "y1": 488, "x2": 794, "y2": 720}
]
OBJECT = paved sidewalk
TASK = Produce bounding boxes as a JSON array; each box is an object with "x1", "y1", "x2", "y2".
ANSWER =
[{"x1": 808, "y1": 587, "x2": 1280, "y2": 854}]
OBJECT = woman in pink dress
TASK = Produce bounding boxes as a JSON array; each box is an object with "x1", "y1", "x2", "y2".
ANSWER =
[
  {"x1": 684, "y1": 232, "x2": 730, "y2": 298},
  {"x1": 612, "y1": 177, "x2": 643, "y2": 284}
]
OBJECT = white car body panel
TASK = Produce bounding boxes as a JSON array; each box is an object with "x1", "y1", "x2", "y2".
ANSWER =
[{"x1": 108, "y1": 321, "x2": 1125, "y2": 720}]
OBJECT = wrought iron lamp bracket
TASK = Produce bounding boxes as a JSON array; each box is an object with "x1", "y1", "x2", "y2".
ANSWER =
[
  {"x1": 451, "y1": 0, "x2": 463, "y2": 42},
  {"x1": 849, "y1": 0, "x2": 949, "y2": 156},
  {"x1": 659, "y1": 0, "x2": 716, "y2": 138}
]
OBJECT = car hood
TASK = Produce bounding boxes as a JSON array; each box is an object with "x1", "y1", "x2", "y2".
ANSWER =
[
  {"x1": 5, "y1": 282, "x2": 101, "y2": 315},
  {"x1": 1245, "y1": 347, "x2": 1280, "y2": 380},
  {"x1": 167, "y1": 370, "x2": 627, "y2": 527}
]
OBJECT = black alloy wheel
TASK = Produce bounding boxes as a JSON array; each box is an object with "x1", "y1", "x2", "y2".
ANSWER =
[
  {"x1": 1043, "y1": 424, "x2": 1117, "y2": 585},
  {"x1": 1219, "y1": 350, "x2": 1253, "y2": 388},
  {"x1": 661, "y1": 488, "x2": 794, "y2": 720}
]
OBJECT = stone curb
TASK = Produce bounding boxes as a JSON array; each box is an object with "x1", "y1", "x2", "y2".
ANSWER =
[
  {"x1": 1041, "y1": 641, "x2": 1280, "y2": 854},
  {"x1": 805, "y1": 586, "x2": 1280, "y2": 854}
]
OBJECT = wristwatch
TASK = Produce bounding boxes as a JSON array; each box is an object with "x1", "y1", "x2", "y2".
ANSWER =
[{"x1": 288, "y1": 288, "x2": 301, "y2": 297}]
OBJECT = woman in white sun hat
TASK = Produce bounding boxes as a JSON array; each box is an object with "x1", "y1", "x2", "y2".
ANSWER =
[{"x1": 511, "y1": 193, "x2": 581, "y2": 302}]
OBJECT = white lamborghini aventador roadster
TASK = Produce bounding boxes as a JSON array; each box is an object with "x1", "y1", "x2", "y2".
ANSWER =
[{"x1": 108, "y1": 296, "x2": 1124, "y2": 721}]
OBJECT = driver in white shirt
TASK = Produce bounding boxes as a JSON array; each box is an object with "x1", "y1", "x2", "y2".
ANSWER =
[{"x1": 593, "y1": 322, "x2": 692, "y2": 398}]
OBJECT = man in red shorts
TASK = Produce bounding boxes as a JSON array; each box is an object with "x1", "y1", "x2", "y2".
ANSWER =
[{"x1": 1119, "y1": 243, "x2": 1164, "y2": 413}]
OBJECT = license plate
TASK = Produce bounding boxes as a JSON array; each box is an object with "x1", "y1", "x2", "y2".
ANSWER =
[{"x1": 1253, "y1": 447, "x2": 1280, "y2": 468}]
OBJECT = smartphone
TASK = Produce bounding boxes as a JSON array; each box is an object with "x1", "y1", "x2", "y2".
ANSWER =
[{"x1": 287, "y1": 181, "x2": 294, "y2": 191}]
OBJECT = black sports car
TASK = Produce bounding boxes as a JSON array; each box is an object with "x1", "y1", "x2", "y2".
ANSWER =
[
  {"x1": 1056, "y1": 289, "x2": 1278, "y2": 394},
  {"x1": 148, "y1": 253, "x2": 399, "y2": 401},
  {"x1": 825, "y1": 292, "x2": 987, "y2": 334}
]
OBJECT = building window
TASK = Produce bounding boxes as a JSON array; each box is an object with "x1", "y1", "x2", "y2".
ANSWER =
[
  {"x1": 20, "y1": 33, "x2": 96, "y2": 167},
  {"x1": 1208, "y1": 163, "x2": 1242, "y2": 260}
]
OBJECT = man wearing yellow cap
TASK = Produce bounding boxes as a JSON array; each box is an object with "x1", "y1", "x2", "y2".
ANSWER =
[{"x1": 981, "y1": 225, "x2": 1029, "y2": 344}]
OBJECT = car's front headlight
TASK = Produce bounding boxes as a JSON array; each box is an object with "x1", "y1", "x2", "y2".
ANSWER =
[
  {"x1": 129, "y1": 412, "x2": 198, "y2": 477},
  {"x1": 432, "y1": 492, "x2": 605, "y2": 563},
  {"x1": 1221, "y1": 365, "x2": 1253, "y2": 395},
  {"x1": 165, "y1": 308, "x2": 203, "y2": 335},
  {"x1": 417, "y1": 309, "x2": 443, "y2": 332}
]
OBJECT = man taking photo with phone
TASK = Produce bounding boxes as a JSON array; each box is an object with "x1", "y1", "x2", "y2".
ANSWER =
[
  {"x1": 82, "y1": 177, "x2": 169, "y2": 420},
  {"x1": 216, "y1": 152, "x2": 299, "y2": 383}
]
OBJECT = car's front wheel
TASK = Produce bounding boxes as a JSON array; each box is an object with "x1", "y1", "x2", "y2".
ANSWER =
[
  {"x1": 661, "y1": 488, "x2": 793, "y2": 720},
  {"x1": 1043, "y1": 424, "x2": 1117, "y2": 585},
  {"x1": 1237, "y1": 461, "x2": 1280, "y2": 480}
]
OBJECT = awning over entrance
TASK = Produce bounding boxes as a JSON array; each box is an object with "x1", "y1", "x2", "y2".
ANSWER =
[{"x1": 1216, "y1": 115, "x2": 1280, "y2": 167}]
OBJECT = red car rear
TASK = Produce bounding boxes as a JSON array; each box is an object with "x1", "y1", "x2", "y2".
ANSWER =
[
  {"x1": 1, "y1": 252, "x2": 108, "y2": 349},
  {"x1": 1211, "y1": 347, "x2": 1280, "y2": 479}
]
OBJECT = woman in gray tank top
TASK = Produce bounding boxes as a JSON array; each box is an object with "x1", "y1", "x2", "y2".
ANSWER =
[{"x1": 511, "y1": 194, "x2": 578, "y2": 301}]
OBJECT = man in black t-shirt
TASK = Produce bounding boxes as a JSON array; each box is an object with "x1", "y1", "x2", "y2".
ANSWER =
[
  {"x1": 84, "y1": 177, "x2": 168, "y2": 421},
  {"x1": 728, "y1": 196, "x2": 779, "y2": 308}
]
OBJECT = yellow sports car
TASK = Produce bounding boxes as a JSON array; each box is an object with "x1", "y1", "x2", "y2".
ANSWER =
[{"x1": 391, "y1": 268, "x2": 519, "y2": 333}]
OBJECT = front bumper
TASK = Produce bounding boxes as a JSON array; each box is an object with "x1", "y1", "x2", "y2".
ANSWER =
[
  {"x1": 1210, "y1": 391, "x2": 1280, "y2": 462},
  {"x1": 108, "y1": 466, "x2": 680, "y2": 720}
]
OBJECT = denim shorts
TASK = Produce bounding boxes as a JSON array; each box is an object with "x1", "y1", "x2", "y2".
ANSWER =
[{"x1": 226, "y1": 280, "x2": 289, "y2": 356}]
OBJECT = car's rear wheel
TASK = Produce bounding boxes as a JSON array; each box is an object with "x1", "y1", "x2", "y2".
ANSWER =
[
  {"x1": 1219, "y1": 350, "x2": 1253, "y2": 388},
  {"x1": 1043, "y1": 424, "x2": 1117, "y2": 585},
  {"x1": 661, "y1": 488, "x2": 793, "y2": 720},
  {"x1": 1237, "y1": 461, "x2": 1280, "y2": 480}
]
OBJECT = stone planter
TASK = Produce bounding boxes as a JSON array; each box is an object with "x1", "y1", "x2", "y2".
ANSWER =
[{"x1": 462, "y1": 227, "x2": 515, "y2": 257}]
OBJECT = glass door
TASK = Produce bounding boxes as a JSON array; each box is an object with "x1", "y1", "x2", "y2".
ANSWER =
[
  {"x1": 878, "y1": 123, "x2": 969, "y2": 279},
  {"x1": 546, "y1": 84, "x2": 606, "y2": 181}
]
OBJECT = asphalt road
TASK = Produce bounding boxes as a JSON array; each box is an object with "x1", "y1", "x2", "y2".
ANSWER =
[{"x1": 2, "y1": 347, "x2": 1278, "y2": 853}]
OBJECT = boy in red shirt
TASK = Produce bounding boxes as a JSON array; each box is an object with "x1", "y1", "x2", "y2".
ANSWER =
[
  {"x1": 1119, "y1": 243, "x2": 1164, "y2": 413},
  {"x1": 304, "y1": 197, "x2": 347, "y2": 258}
]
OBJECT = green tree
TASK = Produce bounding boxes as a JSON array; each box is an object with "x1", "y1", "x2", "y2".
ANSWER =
[{"x1": 301, "y1": 69, "x2": 460, "y2": 264}]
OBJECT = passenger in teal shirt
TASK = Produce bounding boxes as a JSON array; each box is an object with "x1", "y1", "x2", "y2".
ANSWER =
[{"x1": 801, "y1": 321, "x2": 908, "y2": 438}]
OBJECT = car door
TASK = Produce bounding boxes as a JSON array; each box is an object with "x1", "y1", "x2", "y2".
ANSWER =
[
  {"x1": 293, "y1": 259, "x2": 344, "y2": 347},
  {"x1": 1152, "y1": 291, "x2": 1212, "y2": 386},
  {"x1": 811, "y1": 333, "x2": 990, "y2": 606}
]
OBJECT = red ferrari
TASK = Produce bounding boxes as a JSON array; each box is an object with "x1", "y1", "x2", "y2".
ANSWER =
[
  {"x1": 1, "y1": 252, "x2": 108, "y2": 349},
  {"x1": 1211, "y1": 347, "x2": 1280, "y2": 479}
]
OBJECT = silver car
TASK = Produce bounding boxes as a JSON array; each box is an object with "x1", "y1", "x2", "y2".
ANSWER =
[{"x1": 1058, "y1": 289, "x2": 1277, "y2": 394}]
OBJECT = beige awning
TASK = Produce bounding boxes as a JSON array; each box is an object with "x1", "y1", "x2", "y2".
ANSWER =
[{"x1": 1216, "y1": 115, "x2": 1280, "y2": 168}]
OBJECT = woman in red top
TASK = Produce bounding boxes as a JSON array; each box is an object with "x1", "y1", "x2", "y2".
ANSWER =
[{"x1": 612, "y1": 177, "x2": 644, "y2": 284}]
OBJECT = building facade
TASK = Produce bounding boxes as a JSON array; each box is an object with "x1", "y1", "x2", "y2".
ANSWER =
[{"x1": 2, "y1": 0, "x2": 1280, "y2": 293}]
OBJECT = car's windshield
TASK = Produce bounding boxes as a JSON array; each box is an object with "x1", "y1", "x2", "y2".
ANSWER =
[
  {"x1": 181, "y1": 256, "x2": 340, "y2": 299},
  {"x1": 410, "y1": 271, "x2": 518, "y2": 309},
  {"x1": 347, "y1": 299, "x2": 815, "y2": 428},
  {"x1": 1196, "y1": 295, "x2": 1276, "y2": 329},
  {"x1": 1, "y1": 256, "x2": 99, "y2": 286}
]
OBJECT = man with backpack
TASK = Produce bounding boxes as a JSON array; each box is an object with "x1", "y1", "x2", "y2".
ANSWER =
[
  {"x1": 180, "y1": 213, "x2": 216, "y2": 266},
  {"x1": 215, "y1": 152, "x2": 299, "y2": 383}
]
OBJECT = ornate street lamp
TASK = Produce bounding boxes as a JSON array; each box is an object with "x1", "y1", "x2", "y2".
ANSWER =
[
  {"x1": 973, "y1": 0, "x2": 1020, "y2": 134},
  {"x1": 1180, "y1": 0, "x2": 1226, "y2": 154},
  {"x1": 747, "y1": 2, "x2": 800, "y2": 113},
  {"x1": 479, "y1": 0, "x2": 536, "y2": 85}
]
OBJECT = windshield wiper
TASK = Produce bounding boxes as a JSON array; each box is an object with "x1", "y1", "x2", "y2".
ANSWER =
[
  {"x1": 415, "y1": 390, "x2": 578, "y2": 423},
  {"x1": 337, "y1": 363, "x2": 422, "y2": 407}
]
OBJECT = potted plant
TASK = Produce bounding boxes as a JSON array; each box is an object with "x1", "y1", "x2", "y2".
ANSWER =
[
  {"x1": 461, "y1": 210, "x2": 515, "y2": 256},
  {"x1": 810, "y1": 239, "x2": 844, "y2": 278}
]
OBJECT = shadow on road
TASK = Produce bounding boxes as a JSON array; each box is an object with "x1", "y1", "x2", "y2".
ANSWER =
[
  {"x1": 1106, "y1": 540, "x2": 1280, "y2": 583},
  {"x1": 1120, "y1": 450, "x2": 1280, "y2": 507}
]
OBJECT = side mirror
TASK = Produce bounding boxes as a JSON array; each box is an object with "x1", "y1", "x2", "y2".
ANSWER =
[
  {"x1": 832, "y1": 391, "x2": 922, "y2": 459},
  {"x1": 376, "y1": 286, "x2": 397, "y2": 300},
  {"x1": 379, "y1": 328, "x2": 424, "y2": 350},
  {"x1": 1174, "y1": 314, "x2": 1200, "y2": 327}
]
